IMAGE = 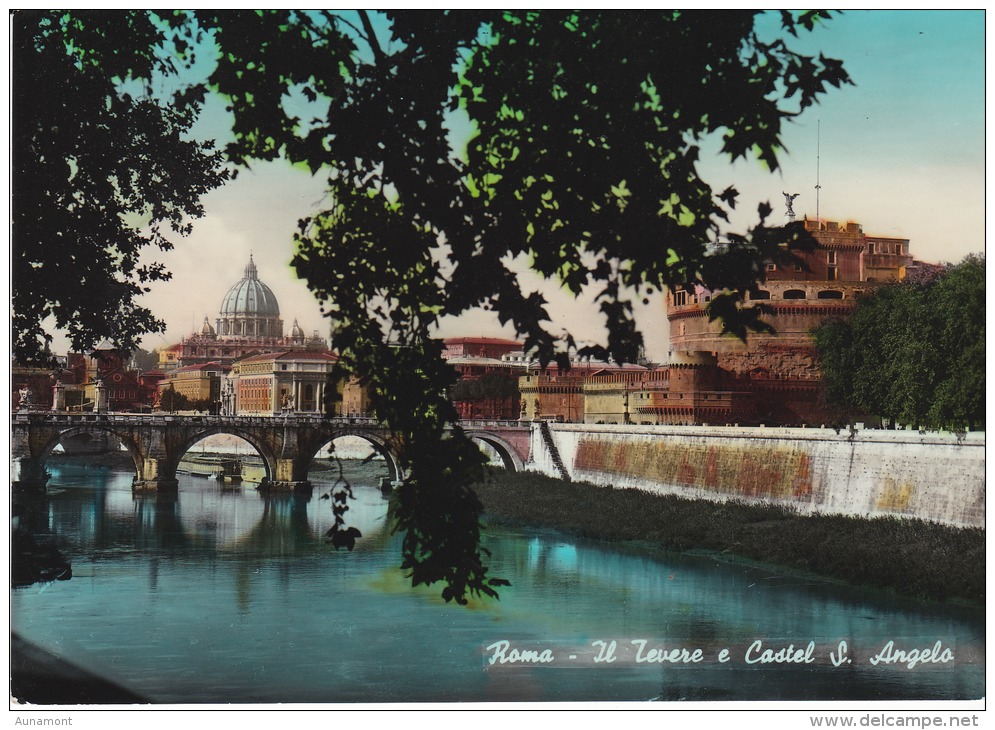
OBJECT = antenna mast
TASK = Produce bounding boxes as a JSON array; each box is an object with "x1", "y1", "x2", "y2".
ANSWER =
[{"x1": 815, "y1": 120, "x2": 821, "y2": 221}]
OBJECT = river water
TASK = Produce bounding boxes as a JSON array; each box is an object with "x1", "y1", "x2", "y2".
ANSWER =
[{"x1": 11, "y1": 463, "x2": 985, "y2": 704}]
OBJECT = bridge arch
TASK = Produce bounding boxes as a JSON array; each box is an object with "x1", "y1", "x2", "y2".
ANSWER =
[
  {"x1": 463, "y1": 430, "x2": 524, "y2": 472},
  {"x1": 13, "y1": 415, "x2": 530, "y2": 494},
  {"x1": 167, "y1": 426, "x2": 280, "y2": 485},
  {"x1": 302, "y1": 429, "x2": 402, "y2": 485},
  {"x1": 37, "y1": 425, "x2": 144, "y2": 482}
]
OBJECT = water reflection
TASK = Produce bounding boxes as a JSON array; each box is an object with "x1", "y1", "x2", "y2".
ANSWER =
[
  {"x1": 10, "y1": 464, "x2": 985, "y2": 704},
  {"x1": 44, "y1": 464, "x2": 391, "y2": 556}
]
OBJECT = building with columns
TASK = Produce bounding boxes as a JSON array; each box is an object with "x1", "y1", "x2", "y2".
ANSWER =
[{"x1": 224, "y1": 351, "x2": 341, "y2": 417}]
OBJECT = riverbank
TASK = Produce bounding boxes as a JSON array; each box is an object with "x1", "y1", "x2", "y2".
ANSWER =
[{"x1": 472, "y1": 470, "x2": 985, "y2": 606}]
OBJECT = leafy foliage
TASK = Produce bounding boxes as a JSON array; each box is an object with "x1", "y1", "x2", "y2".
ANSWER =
[
  {"x1": 814, "y1": 255, "x2": 985, "y2": 430},
  {"x1": 157, "y1": 388, "x2": 213, "y2": 413},
  {"x1": 127, "y1": 347, "x2": 161, "y2": 371},
  {"x1": 11, "y1": 10, "x2": 228, "y2": 365},
  {"x1": 190, "y1": 10, "x2": 849, "y2": 603},
  {"x1": 450, "y1": 372, "x2": 521, "y2": 402},
  {"x1": 14, "y1": 10, "x2": 851, "y2": 604},
  {"x1": 319, "y1": 455, "x2": 363, "y2": 550}
]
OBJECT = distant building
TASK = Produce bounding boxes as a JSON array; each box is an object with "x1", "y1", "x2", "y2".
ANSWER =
[
  {"x1": 582, "y1": 367, "x2": 658, "y2": 425},
  {"x1": 665, "y1": 218, "x2": 913, "y2": 425},
  {"x1": 626, "y1": 353, "x2": 758, "y2": 426},
  {"x1": 442, "y1": 338, "x2": 528, "y2": 419},
  {"x1": 225, "y1": 350, "x2": 340, "y2": 417},
  {"x1": 442, "y1": 337, "x2": 523, "y2": 360},
  {"x1": 519, "y1": 361, "x2": 648, "y2": 423},
  {"x1": 157, "y1": 343, "x2": 183, "y2": 371},
  {"x1": 341, "y1": 375, "x2": 373, "y2": 418},
  {"x1": 160, "y1": 255, "x2": 328, "y2": 370},
  {"x1": 12, "y1": 342, "x2": 161, "y2": 414},
  {"x1": 158, "y1": 361, "x2": 229, "y2": 412}
]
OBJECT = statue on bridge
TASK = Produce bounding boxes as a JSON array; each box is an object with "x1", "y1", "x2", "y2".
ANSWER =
[
  {"x1": 220, "y1": 377, "x2": 236, "y2": 416},
  {"x1": 17, "y1": 385, "x2": 35, "y2": 412}
]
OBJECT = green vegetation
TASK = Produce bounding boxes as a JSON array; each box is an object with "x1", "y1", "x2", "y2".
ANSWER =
[
  {"x1": 14, "y1": 10, "x2": 852, "y2": 604},
  {"x1": 474, "y1": 470, "x2": 985, "y2": 606},
  {"x1": 450, "y1": 372, "x2": 521, "y2": 403},
  {"x1": 198, "y1": 10, "x2": 849, "y2": 603},
  {"x1": 815, "y1": 255, "x2": 985, "y2": 431},
  {"x1": 158, "y1": 389, "x2": 214, "y2": 414},
  {"x1": 127, "y1": 348, "x2": 160, "y2": 372},
  {"x1": 12, "y1": 12, "x2": 227, "y2": 364}
]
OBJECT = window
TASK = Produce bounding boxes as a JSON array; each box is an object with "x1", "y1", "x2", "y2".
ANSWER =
[
  {"x1": 783, "y1": 289, "x2": 806, "y2": 300},
  {"x1": 827, "y1": 267, "x2": 838, "y2": 282},
  {"x1": 868, "y1": 242, "x2": 876, "y2": 254},
  {"x1": 749, "y1": 290, "x2": 771, "y2": 300},
  {"x1": 817, "y1": 290, "x2": 843, "y2": 300},
  {"x1": 673, "y1": 290, "x2": 687, "y2": 306},
  {"x1": 827, "y1": 251, "x2": 837, "y2": 265},
  {"x1": 765, "y1": 263, "x2": 776, "y2": 272}
]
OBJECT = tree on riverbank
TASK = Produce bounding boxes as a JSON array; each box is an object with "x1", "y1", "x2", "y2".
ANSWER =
[
  {"x1": 11, "y1": 11, "x2": 228, "y2": 366},
  {"x1": 195, "y1": 10, "x2": 850, "y2": 603},
  {"x1": 814, "y1": 255, "x2": 985, "y2": 431},
  {"x1": 13, "y1": 10, "x2": 852, "y2": 603}
]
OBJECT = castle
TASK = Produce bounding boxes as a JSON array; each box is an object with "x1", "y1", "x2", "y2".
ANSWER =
[
  {"x1": 661, "y1": 217, "x2": 911, "y2": 425},
  {"x1": 452, "y1": 217, "x2": 917, "y2": 426}
]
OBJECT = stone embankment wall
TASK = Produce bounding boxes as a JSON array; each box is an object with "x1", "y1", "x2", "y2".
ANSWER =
[{"x1": 527, "y1": 424, "x2": 985, "y2": 528}]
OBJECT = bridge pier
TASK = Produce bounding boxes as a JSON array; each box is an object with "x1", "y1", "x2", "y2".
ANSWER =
[
  {"x1": 134, "y1": 480, "x2": 179, "y2": 493},
  {"x1": 133, "y1": 477, "x2": 179, "y2": 493},
  {"x1": 10, "y1": 415, "x2": 531, "y2": 500},
  {"x1": 264, "y1": 480, "x2": 313, "y2": 493},
  {"x1": 265, "y1": 457, "x2": 312, "y2": 493},
  {"x1": 130, "y1": 455, "x2": 179, "y2": 493},
  {"x1": 11, "y1": 457, "x2": 49, "y2": 492}
]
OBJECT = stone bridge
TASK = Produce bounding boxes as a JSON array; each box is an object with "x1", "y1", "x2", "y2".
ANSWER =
[{"x1": 10, "y1": 413, "x2": 532, "y2": 493}]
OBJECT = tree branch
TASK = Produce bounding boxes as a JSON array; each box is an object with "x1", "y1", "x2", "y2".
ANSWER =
[{"x1": 357, "y1": 10, "x2": 386, "y2": 66}]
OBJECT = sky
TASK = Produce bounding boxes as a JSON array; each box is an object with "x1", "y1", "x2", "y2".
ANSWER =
[{"x1": 45, "y1": 10, "x2": 988, "y2": 363}]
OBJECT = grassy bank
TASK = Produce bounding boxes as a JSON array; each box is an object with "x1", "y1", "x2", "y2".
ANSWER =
[{"x1": 472, "y1": 470, "x2": 985, "y2": 606}]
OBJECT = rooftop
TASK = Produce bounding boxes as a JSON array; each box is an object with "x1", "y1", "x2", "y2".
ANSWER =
[{"x1": 236, "y1": 350, "x2": 338, "y2": 364}]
